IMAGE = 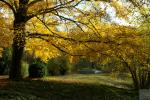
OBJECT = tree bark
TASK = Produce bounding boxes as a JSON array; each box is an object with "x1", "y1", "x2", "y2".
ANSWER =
[
  {"x1": 9, "y1": 0, "x2": 28, "y2": 80},
  {"x1": 9, "y1": 21, "x2": 26, "y2": 80}
]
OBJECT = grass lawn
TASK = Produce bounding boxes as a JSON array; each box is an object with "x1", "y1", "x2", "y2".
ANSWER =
[
  {"x1": 0, "y1": 74, "x2": 138, "y2": 100},
  {"x1": 43, "y1": 74, "x2": 133, "y2": 89}
]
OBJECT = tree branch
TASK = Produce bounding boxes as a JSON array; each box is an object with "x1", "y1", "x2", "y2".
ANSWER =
[
  {"x1": 0, "y1": 0, "x2": 16, "y2": 14},
  {"x1": 27, "y1": 0, "x2": 83, "y2": 20},
  {"x1": 26, "y1": 32, "x2": 120, "y2": 44},
  {"x1": 28, "y1": 0, "x2": 42, "y2": 7},
  {"x1": 28, "y1": 35, "x2": 84, "y2": 56}
]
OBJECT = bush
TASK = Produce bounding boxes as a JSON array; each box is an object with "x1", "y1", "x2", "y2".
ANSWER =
[
  {"x1": 47, "y1": 58, "x2": 60, "y2": 76},
  {"x1": 0, "y1": 48, "x2": 11, "y2": 75},
  {"x1": 0, "y1": 60, "x2": 5, "y2": 75},
  {"x1": 29, "y1": 62, "x2": 46, "y2": 78},
  {"x1": 74, "y1": 58, "x2": 99, "y2": 72},
  {"x1": 59, "y1": 58, "x2": 70, "y2": 75},
  {"x1": 47, "y1": 55, "x2": 72, "y2": 76}
]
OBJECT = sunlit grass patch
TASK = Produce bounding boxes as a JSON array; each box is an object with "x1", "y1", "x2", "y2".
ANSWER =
[{"x1": 43, "y1": 74, "x2": 133, "y2": 89}]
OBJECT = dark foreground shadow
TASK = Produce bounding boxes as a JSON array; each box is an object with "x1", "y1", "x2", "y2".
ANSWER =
[
  {"x1": 0, "y1": 76, "x2": 9, "y2": 89},
  {"x1": 0, "y1": 76, "x2": 138, "y2": 100}
]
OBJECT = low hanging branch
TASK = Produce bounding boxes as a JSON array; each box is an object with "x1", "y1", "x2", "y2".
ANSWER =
[
  {"x1": 27, "y1": 32, "x2": 104, "y2": 43},
  {"x1": 28, "y1": 35, "x2": 84, "y2": 56}
]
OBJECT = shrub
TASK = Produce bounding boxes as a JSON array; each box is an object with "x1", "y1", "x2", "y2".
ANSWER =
[
  {"x1": 74, "y1": 58, "x2": 99, "y2": 72},
  {"x1": 0, "y1": 60, "x2": 5, "y2": 75},
  {"x1": 0, "y1": 48, "x2": 11, "y2": 75},
  {"x1": 29, "y1": 62, "x2": 46, "y2": 78},
  {"x1": 59, "y1": 58, "x2": 70, "y2": 75},
  {"x1": 47, "y1": 58, "x2": 60, "y2": 76},
  {"x1": 47, "y1": 55, "x2": 72, "y2": 76}
]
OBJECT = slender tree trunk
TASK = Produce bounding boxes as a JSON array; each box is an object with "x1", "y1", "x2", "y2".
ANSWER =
[
  {"x1": 146, "y1": 71, "x2": 150, "y2": 88},
  {"x1": 123, "y1": 60, "x2": 139, "y2": 89}
]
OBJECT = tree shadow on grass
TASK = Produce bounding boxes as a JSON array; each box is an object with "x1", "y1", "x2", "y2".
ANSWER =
[{"x1": 0, "y1": 76, "x2": 138, "y2": 100}]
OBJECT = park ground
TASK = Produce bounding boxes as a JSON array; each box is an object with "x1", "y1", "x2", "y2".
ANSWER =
[{"x1": 0, "y1": 74, "x2": 138, "y2": 100}]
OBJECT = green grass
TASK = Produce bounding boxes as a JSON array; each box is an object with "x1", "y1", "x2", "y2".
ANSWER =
[
  {"x1": 0, "y1": 74, "x2": 138, "y2": 100},
  {"x1": 43, "y1": 74, "x2": 133, "y2": 89}
]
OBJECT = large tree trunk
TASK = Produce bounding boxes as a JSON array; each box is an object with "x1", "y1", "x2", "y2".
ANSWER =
[
  {"x1": 9, "y1": 0, "x2": 28, "y2": 80},
  {"x1": 9, "y1": 21, "x2": 26, "y2": 80}
]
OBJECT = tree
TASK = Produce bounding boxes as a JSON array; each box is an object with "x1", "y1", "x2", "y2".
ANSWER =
[
  {"x1": 0, "y1": 0, "x2": 85, "y2": 80},
  {"x1": 0, "y1": 0, "x2": 149, "y2": 81}
]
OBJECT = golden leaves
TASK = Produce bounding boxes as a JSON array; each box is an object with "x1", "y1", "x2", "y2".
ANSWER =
[
  {"x1": 110, "y1": 0, "x2": 131, "y2": 19},
  {"x1": 25, "y1": 38, "x2": 60, "y2": 62},
  {"x1": 0, "y1": 14, "x2": 13, "y2": 48}
]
